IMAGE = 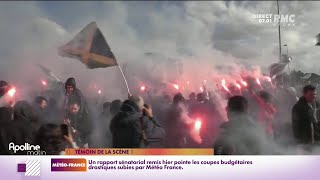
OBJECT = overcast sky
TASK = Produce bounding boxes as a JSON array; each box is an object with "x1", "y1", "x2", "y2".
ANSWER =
[{"x1": 0, "y1": 1, "x2": 319, "y2": 98}]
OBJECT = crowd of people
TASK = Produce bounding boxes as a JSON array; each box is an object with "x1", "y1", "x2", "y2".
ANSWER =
[{"x1": 0, "y1": 75, "x2": 319, "y2": 155}]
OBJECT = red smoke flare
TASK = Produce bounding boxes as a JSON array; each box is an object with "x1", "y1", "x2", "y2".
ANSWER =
[
  {"x1": 194, "y1": 118, "x2": 202, "y2": 132},
  {"x1": 266, "y1": 76, "x2": 272, "y2": 82},
  {"x1": 140, "y1": 86, "x2": 146, "y2": 91},
  {"x1": 8, "y1": 88, "x2": 16, "y2": 97},
  {"x1": 173, "y1": 84, "x2": 179, "y2": 90},
  {"x1": 41, "y1": 80, "x2": 47, "y2": 86},
  {"x1": 235, "y1": 83, "x2": 241, "y2": 89},
  {"x1": 256, "y1": 78, "x2": 261, "y2": 85},
  {"x1": 240, "y1": 79, "x2": 247, "y2": 87},
  {"x1": 221, "y1": 79, "x2": 230, "y2": 92}
]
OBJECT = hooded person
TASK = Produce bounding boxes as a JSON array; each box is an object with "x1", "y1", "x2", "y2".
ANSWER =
[
  {"x1": 64, "y1": 77, "x2": 88, "y2": 115},
  {"x1": 110, "y1": 95, "x2": 163, "y2": 148}
]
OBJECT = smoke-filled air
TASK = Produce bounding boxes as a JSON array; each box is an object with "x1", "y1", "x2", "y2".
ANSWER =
[{"x1": 1, "y1": 1, "x2": 320, "y2": 155}]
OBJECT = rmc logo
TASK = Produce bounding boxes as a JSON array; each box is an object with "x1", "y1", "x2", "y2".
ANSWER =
[{"x1": 273, "y1": 14, "x2": 295, "y2": 23}]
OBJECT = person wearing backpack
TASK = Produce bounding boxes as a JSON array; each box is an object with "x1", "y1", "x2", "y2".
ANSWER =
[{"x1": 110, "y1": 95, "x2": 164, "y2": 148}]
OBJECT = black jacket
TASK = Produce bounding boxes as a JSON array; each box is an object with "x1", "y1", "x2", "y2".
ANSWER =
[
  {"x1": 292, "y1": 97, "x2": 320, "y2": 144},
  {"x1": 66, "y1": 109, "x2": 92, "y2": 146},
  {"x1": 110, "y1": 100, "x2": 161, "y2": 148},
  {"x1": 0, "y1": 103, "x2": 36, "y2": 155}
]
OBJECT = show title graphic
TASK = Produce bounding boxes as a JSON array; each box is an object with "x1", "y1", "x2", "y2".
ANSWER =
[{"x1": 9, "y1": 142, "x2": 46, "y2": 155}]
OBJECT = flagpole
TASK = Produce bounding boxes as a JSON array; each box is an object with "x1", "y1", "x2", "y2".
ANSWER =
[
  {"x1": 277, "y1": 0, "x2": 282, "y2": 61},
  {"x1": 117, "y1": 64, "x2": 131, "y2": 95}
]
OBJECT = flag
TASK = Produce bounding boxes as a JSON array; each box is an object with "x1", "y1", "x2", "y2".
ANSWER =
[
  {"x1": 58, "y1": 22, "x2": 118, "y2": 69},
  {"x1": 269, "y1": 62, "x2": 287, "y2": 79}
]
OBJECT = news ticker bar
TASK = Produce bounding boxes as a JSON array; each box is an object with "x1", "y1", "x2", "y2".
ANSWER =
[{"x1": 64, "y1": 148, "x2": 214, "y2": 155}]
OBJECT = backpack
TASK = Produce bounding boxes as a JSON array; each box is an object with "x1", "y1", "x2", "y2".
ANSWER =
[{"x1": 139, "y1": 117, "x2": 166, "y2": 148}]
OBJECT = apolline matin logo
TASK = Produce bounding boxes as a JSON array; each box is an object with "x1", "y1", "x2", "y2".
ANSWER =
[
  {"x1": 17, "y1": 160, "x2": 41, "y2": 176},
  {"x1": 9, "y1": 142, "x2": 46, "y2": 155}
]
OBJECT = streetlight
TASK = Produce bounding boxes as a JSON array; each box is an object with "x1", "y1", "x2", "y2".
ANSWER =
[
  {"x1": 283, "y1": 44, "x2": 293, "y2": 85},
  {"x1": 283, "y1": 44, "x2": 288, "y2": 56}
]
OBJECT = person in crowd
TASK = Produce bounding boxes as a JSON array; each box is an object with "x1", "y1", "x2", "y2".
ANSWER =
[
  {"x1": 33, "y1": 96, "x2": 48, "y2": 124},
  {"x1": 65, "y1": 97, "x2": 92, "y2": 148},
  {"x1": 0, "y1": 107, "x2": 13, "y2": 123},
  {"x1": 110, "y1": 100, "x2": 122, "y2": 118},
  {"x1": 48, "y1": 98, "x2": 62, "y2": 124},
  {"x1": 0, "y1": 107, "x2": 15, "y2": 154},
  {"x1": 64, "y1": 77, "x2": 88, "y2": 114},
  {"x1": 152, "y1": 93, "x2": 171, "y2": 130},
  {"x1": 13, "y1": 101, "x2": 41, "y2": 139},
  {"x1": 34, "y1": 124, "x2": 78, "y2": 155},
  {"x1": 214, "y1": 96, "x2": 270, "y2": 155},
  {"x1": 273, "y1": 86, "x2": 298, "y2": 144},
  {"x1": 0, "y1": 101, "x2": 38, "y2": 155},
  {"x1": 243, "y1": 77, "x2": 260, "y2": 118},
  {"x1": 101, "y1": 102, "x2": 111, "y2": 119},
  {"x1": 187, "y1": 92, "x2": 197, "y2": 108},
  {"x1": 164, "y1": 93, "x2": 191, "y2": 148},
  {"x1": 96, "y1": 100, "x2": 122, "y2": 148},
  {"x1": 189, "y1": 92, "x2": 219, "y2": 147},
  {"x1": 256, "y1": 91, "x2": 276, "y2": 137},
  {"x1": 0, "y1": 80, "x2": 8, "y2": 98},
  {"x1": 110, "y1": 95, "x2": 163, "y2": 148},
  {"x1": 292, "y1": 85, "x2": 320, "y2": 148},
  {"x1": 0, "y1": 80, "x2": 15, "y2": 107}
]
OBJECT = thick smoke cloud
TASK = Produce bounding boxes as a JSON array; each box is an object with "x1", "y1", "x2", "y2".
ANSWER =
[
  {"x1": 1, "y1": 1, "x2": 320, "y2": 153},
  {"x1": 1, "y1": 1, "x2": 319, "y2": 99}
]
